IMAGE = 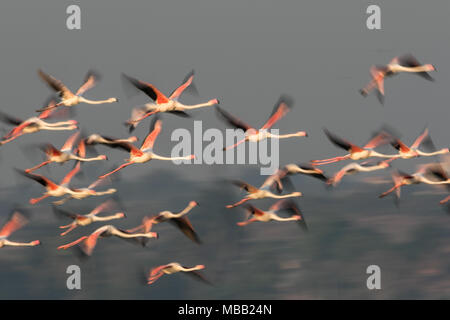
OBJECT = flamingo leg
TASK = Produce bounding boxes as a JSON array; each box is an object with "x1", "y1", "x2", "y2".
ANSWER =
[
  {"x1": 379, "y1": 184, "x2": 402, "y2": 198},
  {"x1": 1, "y1": 132, "x2": 24, "y2": 145},
  {"x1": 440, "y1": 195, "x2": 450, "y2": 204},
  {"x1": 53, "y1": 196, "x2": 71, "y2": 206},
  {"x1": 237, "y1": 218, "x2": 258, "y2": 226},
  {"x1": 147, "y1": 272, "x2": 165, "y2": 285},
  {"x1": 99, "y1": 162, "x2": 134, "y2": 179},
  {"x1": 311, "y1": 155, "x2": 349, "y2": 165},
  {"x1": 57, "y1": 236, "x2": 88, "y2": 250},
  {"x1": 30, "y1": 194, "x2": 50, "y2": 205},
  {"x1": 226, "y1": 197, "x2": 251, "y2": 209},
  {"x1": 223, "y1": 138, "x2": 247, "y2": 151},
  {"x1": 134, "y1": 110, "x2": 159, "y2": 123},
  {"x1": 25, "y1": 160, "x2": 52, "y2": 173},
  {"x1": 60, "y1": 224, "x2": 77, "y2": 236}
]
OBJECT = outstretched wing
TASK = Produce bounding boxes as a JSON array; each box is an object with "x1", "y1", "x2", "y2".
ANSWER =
[
  {"x1": 231, "y1": 180, "x2": 259, "y2": 193},
  {"x1": 169, "y1": 70, "x2": 198, "y2": 99},
  {"x1": 140, "y1": 117, "x2": 162, "y2": 152},
  {"x1": 121, "y1": 73, "x2": 169, "y2": 104},
  {"x1": 216, "y1": 107, "x2": 252, "y2": 132},
  {"x1": 0, "y1": 211, "x2": 28, "y2": 238},
  {"x1": 261, "y1": 95, "x2": 293, "y2": 129},
  {"x1": 38, "y1": 69, "x2": 74, "y2": 100},
  {"x1": 0, "y1": 111, "x2": 23, "y2": 126},
  {"x1": 169, "y1": 217, "x2": 202, "y2": 244},
  {"x1": 76, "y1": 70, "x2": 101, "y2": 96},
  {"x1": 323, "y1": 128, "x2": 363, "y2": 153}
]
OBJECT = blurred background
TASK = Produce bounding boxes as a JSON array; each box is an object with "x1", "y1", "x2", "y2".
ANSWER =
[{"x1": 0, "y1": 0, "x2": 449, "y2": 299}]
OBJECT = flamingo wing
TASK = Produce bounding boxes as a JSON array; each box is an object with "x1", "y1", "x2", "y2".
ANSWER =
[
  {"x1": 52, "y1": 205, "x2": 78, "y2": 220},
  {"x1": 169, "y1": 70, "x2": 198, "y2": 100},
  {"x1": 390, "y1": 138, "x2": 410, "y2": 153},
  {"x1": 169, "y1": 217, "x2": 201, "y2": 244},
  {"x1": 61, "y1": 131, "x2": 81, "y2": 152},
  {"x1": 0, "y1": 111, "x2": 23, "y2": 126},
  {"x1": 121, "y1": 73, "x2": 169, "y2": 104},
  {"x1": 364, "y1": 132, "x2": 390, "y2": 149},
  {"x1": 60, "y1": 162, "x2": 81, "y2": 186},
  {"x1": 216, "y1": 107, "x2": 252, "y2": 132},
  {"x1": 231, "y1": 180, "x2": 259, "y2": 193},
  {"x1": 184, "y1": 270, "x2": 212, "y2": 285},
  {"x1": 75, "y1": 70, "x2": 101, "y2": 96},
  {"x1": 38, "y1": 69, "x2": 74, "y2": 100},
  {"x1": 411, "y1": 128, "x2": 429, "y2": 149},
  {"x1": 261, "y1": 95, "x2": 293, "y2": 129},
  {"x1": 0, "y1": 211, "x2": 28, "y2": 238},
  {"x1": 140, "y1": 118, "x2": 162, "y2": 152},
  {"x1": 16, "y1": 169, "x2": 58, "y2": 189},
  {"x1": 323, "y1": 128, "x2": 363, "y2": 153}
]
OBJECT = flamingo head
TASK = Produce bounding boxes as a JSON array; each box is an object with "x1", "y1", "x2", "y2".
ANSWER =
[
  {"x1": 99, "y1": 155, "x2": 108, "y2": 160},
  {"x1": 109, "y1": 97, "x2": 119, "y2": 103},
  {"x1": 195, "y1": 264, "x2": 206, "y2": 270},
  {"x1": 292, "y1": 191, "x2": 303, "y2": 197},
  {"x1": 69, "y1": 120, "x2": 78, "y2": 125},
  {"x1": 128, "y1": 136, "x2": 138, "y2": 143},
  {"x1": 293, "y1": 215, "x2": 302, "y2": 221},
  {"x1": 296, "y1": 131, "x2": 308, "y2": 137},
  {"x1": 189, "y1": 201, "x2": 199, "y2": 207},
  {"x1": 426, "y1": 64, "x2": 437, "y2": 71},
  {"x1": 116, "y1": 212, "x2": 126, "y2": 219},
  {"x1": 208, "y1": 99, "x2": 220, "y2": 105},
  {"x1": 31, "y1": 240, "x2": 41, "y2": 246}
]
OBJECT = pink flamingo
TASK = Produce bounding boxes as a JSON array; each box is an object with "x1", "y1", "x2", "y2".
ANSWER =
[
  {"x1": 0, "y1": 102, "x2": 77, "y2": 146},
  {"x1": 98, "y1": 118, "x2": 195, "y2": 179},
  {"x1": 57, "y1": 225, "x2": 158, "y2": 256},
  {"x1": 226, "y1": 180, "x2": 302, "y2": 209},
  {"x1": 53, "y1": 199, "x2": 126, "y2": 236},
  {"x1": 0, "y1": 210, "x2": 40, "y2": 248},
  {"x1": 123, "y1": 71, "x2": 218, "y2": 131},
  {"x1": 217, "y1": 95, "x2": 307, "y2": 150},
  {"x1": 25, "y1": 133, "x2": 107, "y2": 173},
  {"x1": 147, "y1": 262, "x2": 209, "y2": 285},
  {"x1": 237, "y1": 200, "x2": 307, "y2": 230},
  {"x1": 128, "y1": 201, "x2": 201, "y2": 244},
  {"x1": 36, "y1": 69, "x2": 118, "y2": 112},
  {"x1": 311, "y1": 129, "x2": 396, "y2": 166},
  {"x1": 360, "y1": 54, "x2": 436, "y2": 104}
]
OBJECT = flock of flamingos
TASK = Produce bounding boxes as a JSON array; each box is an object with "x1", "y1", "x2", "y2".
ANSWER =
[{"x1": 0, "y1": 53, "x2": 449, "y2": 286}]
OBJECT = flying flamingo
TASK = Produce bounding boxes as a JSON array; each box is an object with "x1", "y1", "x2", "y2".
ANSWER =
[
  {"x1": 0, "y1": 210, "x2": 40, "y2": 248},
  {"x1": 57, "y1": 225, "x2": 158, "y2": 256},
  {"x1": 36, "y1": 69, "x2": 118, "y2": 112},
  {"x1": 25, "y1": 133, "x2": 107, "y2": 173},
  {"x1": 237, "y1": 200, "x2": 307, "y2": 230},
  {"x1": 128, "y1": 201, "x2": 201, "y2": 244},
  {"x1": 387, "y1": 128, "x2": 449, "y2": 159},
  {"x1": 441, "y1": 196, "x2": 450, "y2": 204},
  {"x1": 0, "y1": 102, "x2": 77, "y2": 146},
  {"x1": 17, "y1": 162, "x2": 82, "y2": 205},
  {"x1": 311, "y1": 129, "x2": 396, "y2": 166},
  {"x1": 216, "y1": 95, "x2": 307, "y2": 151},
  {"x1": 379, "y1": 166, "x2": 450, "y2": 199},
  {"x1": 226, "y1": 180, "x2": 302, "y2": 209},
  {"x1": 53, "y1": 199, "x2": 126, "y2": 236},
  {"x1": 147, "y1": 262, "x2": 209, "y2": 285},
  {"x1": 123, "y1": 71, "x2": 219, "y2": 131},
  {"x1": 360, "y1": 54, "x2": 436, "y2": 104},
  {"x1": 261, "y1": 163, "x2": 328, "y2": 193},
  {"x1": 98, "y1": 118, "x2": 195, "y2": 179},
  {"x1": 85, "y1": 133, "x2": 138, "y2": 146},
  {"x1": 327, "y1": 159, "x2": 394, "y2": 186}
]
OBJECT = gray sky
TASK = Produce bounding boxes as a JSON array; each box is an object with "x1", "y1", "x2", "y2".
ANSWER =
[{"x1": 0, "y1": 0, "x2": 449, "y2": 299}]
